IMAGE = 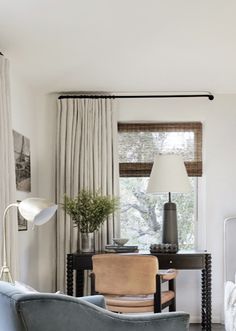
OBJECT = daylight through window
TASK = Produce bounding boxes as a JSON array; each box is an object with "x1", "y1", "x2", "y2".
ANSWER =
[{"x1": 118, "y1": 122, "x2": 202, "y2": 250}]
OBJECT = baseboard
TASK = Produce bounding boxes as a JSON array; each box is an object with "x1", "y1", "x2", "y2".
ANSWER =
[{"x1": 190, "y1": 316, "x2": 223, "y2": 324}]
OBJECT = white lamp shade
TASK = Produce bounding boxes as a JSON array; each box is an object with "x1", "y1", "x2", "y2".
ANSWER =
[
  {"x1": 147, "y1": 154, "x2": 191, "y2": 194},
  {"x1": 18, "y1": 198, "x2": 58, "y2": 225}
]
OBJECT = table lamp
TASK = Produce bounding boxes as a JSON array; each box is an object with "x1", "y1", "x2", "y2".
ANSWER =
[
  {"x1": 147, "y1": 154, "x2": 191, "y2": 249},
  {"x1": 0, "y1": 198, "x2": 58, "y2": 282}
]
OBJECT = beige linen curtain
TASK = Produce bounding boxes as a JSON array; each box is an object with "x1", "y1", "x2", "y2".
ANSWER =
[
  {"x1": 0, "y1": 55, "x2": 18, "y2": 280},
  {"x1": 56, "y1": 98, "x2": 119, "y2": 292}
]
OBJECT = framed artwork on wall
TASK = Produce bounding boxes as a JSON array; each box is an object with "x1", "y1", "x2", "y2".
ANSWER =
[{"x1": 13, "y1": 130, "x2": 31, "y2": 192}]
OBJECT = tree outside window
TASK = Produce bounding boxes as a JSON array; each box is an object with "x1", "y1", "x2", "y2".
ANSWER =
[{"x1": 118, "y1": 123, "x2": 202, "y2": 250}]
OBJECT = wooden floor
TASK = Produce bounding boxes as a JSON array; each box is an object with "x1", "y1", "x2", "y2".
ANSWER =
[{"x1": 190, "y1": 324, "x2": 225, "y2": 331}]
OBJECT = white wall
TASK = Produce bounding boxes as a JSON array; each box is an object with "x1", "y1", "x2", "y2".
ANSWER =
[
  {"x1": 10, "y1": 69, "x2": 58, "y2": 291},
  {"x1": 10, "y1": 69, "x2": 40, "y2": 289},
  {"x1": 10, "y1": 67, "x2": 58, "y2": 291}
]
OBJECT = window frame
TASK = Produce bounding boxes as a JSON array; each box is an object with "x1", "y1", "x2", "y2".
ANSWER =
[{"x1": 118, "y1": 122, "x2": 202, "y2": 250}]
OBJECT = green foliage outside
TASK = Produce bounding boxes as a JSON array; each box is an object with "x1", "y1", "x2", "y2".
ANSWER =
[
  {"x1": 118, "y1": 129, "x2": 196, "y2": 251},
  {"x1": 62, "y1": 190, "x2": 118, "y2": 233},
  {"x1": 120, "y1": 177, "x2": 196, "y2": 250}
]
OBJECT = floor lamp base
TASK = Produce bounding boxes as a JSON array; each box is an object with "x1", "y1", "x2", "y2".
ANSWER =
[
  {"x1": 0, "y1": 265, "x2": 13, "y2": 283},
  {"x1": 162, "y1": 201, "x2": 178, "y2": 249}
]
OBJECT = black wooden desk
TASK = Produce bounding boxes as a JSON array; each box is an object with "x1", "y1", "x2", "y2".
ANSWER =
[{"x1": 67, "y1": 250, "x2": 212, "y2": 331}]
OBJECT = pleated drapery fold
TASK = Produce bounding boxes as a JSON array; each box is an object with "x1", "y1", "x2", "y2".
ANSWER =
[
  {"x1": 0, "y1": 56, "x2": 18, "y2": 280},
  {"x1": 56, "y1": 98, "x2": 119, "y2": 292}
]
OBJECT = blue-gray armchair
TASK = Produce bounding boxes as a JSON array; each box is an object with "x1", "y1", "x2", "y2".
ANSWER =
[{"x1": 0, "y1": 281, "x2": 189, "y2": 331}]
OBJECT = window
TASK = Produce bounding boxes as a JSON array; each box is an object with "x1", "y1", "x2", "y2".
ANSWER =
[{"x1": 118, "y1": 122, "x2": 202, "y2": 250}]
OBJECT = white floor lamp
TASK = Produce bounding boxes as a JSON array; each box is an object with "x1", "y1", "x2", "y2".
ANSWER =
[{"x1": 0, "y1": 198, "x2": 58, "y2": 282}]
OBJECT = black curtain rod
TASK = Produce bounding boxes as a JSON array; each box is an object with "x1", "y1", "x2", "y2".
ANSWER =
[{"x1": 58, "y1": 93, "x2": 214, "y2": 100}]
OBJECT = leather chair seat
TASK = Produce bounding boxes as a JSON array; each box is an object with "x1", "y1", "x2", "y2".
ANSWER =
[{"x1": 104, "y1": 290, "x2": 175, "y2": 313}]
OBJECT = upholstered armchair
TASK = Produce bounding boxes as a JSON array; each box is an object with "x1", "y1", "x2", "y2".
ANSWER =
[
  {"x1": 92, "y1": 254, "x2": 178, "y2": 313},
  {"x1": 0, "y1": 281, "x2": 189, "y2": 331}
]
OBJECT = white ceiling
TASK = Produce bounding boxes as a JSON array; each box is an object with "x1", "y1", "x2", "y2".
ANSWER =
[{"x1": 1, "y1": 0, "x2": 236, "y2": 93}]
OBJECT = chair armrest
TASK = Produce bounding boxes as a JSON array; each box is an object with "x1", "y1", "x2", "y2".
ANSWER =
[
  {"x1": 155, "y1": 272, "x2": 176, "y2": 312},
  {"x1": 79, "y1": 295, "x2": 106, "y2": 308},
  {"x1": 158, "y1": 269, "x2": 178, "y2": 281}
]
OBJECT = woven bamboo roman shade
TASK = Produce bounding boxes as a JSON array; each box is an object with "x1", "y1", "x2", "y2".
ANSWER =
[{"x1": 118, "y1": 122, "x2": 202, "y2": 177}]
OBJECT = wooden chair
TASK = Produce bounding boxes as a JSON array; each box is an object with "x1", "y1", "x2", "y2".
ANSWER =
[{"x1": 91, "y1": 254, "x2": 177, "y2": 313}]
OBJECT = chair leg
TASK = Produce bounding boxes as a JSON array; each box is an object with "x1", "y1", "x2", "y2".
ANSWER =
[
  {"x1": 169, "y1": 298, "x2": 176, "y2": 312},
  {"x1": 90, "y1": 272, "x2": 96, "y2": 295},
  {"x1": 168, "y1": 279, "x2": 176, "y2": 312},
  {"x1": 154, "y1": 275, "x2": 162, "y2": 313}
]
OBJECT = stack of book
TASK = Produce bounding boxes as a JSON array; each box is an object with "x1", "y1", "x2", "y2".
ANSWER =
[{"x1": 105, "y1": 245, "x2": 139, "y2": 253}]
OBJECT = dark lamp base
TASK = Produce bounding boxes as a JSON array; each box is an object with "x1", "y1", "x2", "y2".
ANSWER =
[{"x1": 162, "y1": 201, "x2": 178, "y2": 249}]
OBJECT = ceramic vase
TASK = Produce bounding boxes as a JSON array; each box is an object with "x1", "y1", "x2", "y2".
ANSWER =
[{"x1": 81, "y1": 232, "x2": 95, "y2": 252}]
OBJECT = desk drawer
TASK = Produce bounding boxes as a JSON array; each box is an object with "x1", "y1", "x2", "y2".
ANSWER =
[
  {"x1": 73, "y1": 255, "x2": 93, "y2": 270},
  {"x1": 157, "y1": 255, "x2": 205, "y2": 269}
]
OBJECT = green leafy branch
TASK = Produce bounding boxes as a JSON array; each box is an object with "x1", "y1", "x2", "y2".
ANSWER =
[{"x1": 62, "y1": 190, "x2": 119, "y2": 233}]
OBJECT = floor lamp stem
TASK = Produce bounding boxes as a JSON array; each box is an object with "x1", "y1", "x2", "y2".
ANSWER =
[{"x1": 0, "y1": 203, "x2": 19, "y2": 282}]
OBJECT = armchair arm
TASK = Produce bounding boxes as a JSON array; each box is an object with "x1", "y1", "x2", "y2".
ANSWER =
[
  {"x1": 155, "y1": 272, "x2": 177, "y2": 313},
  {"x1": 158, "y1": 269, "x2": 178, "y2": 281},
  {"x1": 80, "y1": 295, "x2": 106, "y2": 308},
  {"x1": 108, "y1": 312, "x2": 190, "y2": 331}
]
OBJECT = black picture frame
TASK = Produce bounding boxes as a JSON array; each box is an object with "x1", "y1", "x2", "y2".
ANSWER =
[{"x1": 13, "y1": 130, "x2": 31, "y2": 192}]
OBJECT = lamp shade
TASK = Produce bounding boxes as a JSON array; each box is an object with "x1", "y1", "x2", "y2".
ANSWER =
[
  {"x1": 147, "y1": 154, "x2": 191, "y2": 194},
  {"x1": 18, "y1": 198, "x2": 58, "y2": 225}
]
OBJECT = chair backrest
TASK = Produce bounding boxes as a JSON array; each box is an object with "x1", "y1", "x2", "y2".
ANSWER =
[
  {"x1": 0, "y1": 282, "x2": 25, "y2": 331},
  {"x1": 0, "y1": 281, "x2": 107, "y2": 331},
  {"x1": 0, "y1": 281, "x2": 189, "y2": 331},
  {"x1": 92, "y1": 254, "x2": 158, "y2": 295}
]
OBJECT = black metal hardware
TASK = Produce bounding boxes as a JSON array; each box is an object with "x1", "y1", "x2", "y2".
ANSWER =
[{"x1": 58, "y1": 93, "x2": 214, "y2": 100}]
